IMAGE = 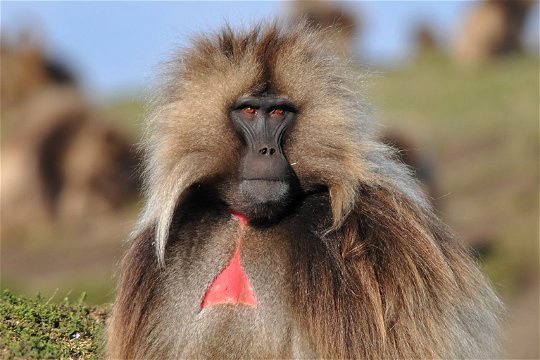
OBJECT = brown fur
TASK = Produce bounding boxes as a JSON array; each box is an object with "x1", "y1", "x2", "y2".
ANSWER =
[{"x1": 108, "y1": 22, "x2": 501, "y2": 359}]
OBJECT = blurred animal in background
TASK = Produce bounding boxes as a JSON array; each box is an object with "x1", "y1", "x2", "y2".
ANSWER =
[
  {"x1": 108, "y1": 23, "x2": 501, "y2": 359},
  {"x1": 379, "y1": 131, "x2": 438, "y2": 202},
  {"x1": 454, "y1": 0, "x2": 535, "y2": 65},
  {"x1": 0, "y1": 30, "x2": 75, "y2": 110},
  {"x1": 288, "y1": 0, "x2": 360, "y2": 56},
  {"x1": 0, "y1": 88, "x2": 140, "y2": 227},
  {"x1": 414, "y1": 24, "x2": 439, "y2": 56},
  {"x1": 0, "y1": 31, "x2": 140, "y2": 228}
]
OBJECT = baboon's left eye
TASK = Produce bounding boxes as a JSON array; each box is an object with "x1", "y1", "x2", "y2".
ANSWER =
[{"x1": 270, "y1": 108, "x2": 285, "y2": 118}]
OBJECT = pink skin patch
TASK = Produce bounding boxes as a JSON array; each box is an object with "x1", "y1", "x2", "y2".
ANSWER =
[
  {"x1": 227, "y1": 209, "x2": 249, "y2": 226},
  {"x1": 200, "y1": 212, "x2": 257, "y2": 309}
]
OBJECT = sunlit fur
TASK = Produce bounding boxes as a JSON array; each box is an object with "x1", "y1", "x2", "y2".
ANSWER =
[{"x1": 107, "y1": 22, "x2": 501, "y2": 359}]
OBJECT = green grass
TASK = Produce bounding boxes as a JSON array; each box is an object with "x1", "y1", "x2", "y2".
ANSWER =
[
  {"x1": 371, "y1": 55, "x2": 539, "y2": 298},
  {"x1": 0, "y1": 290, "x2": 107, "y2": 359}
]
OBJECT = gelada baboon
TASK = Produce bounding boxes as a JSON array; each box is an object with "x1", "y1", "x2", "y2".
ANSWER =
[{"x1": 107, "y1": 23, "x2": 501, "y2": 359}]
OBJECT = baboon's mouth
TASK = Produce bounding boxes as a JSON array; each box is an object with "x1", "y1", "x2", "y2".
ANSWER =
[
  {"x1": 235, "y1": 178, "x2": 298, "y2": 227},
  {"x1": 240, "y1": 179, "x2": 290, "y2": 204},
  {"x1": 232, "y1": 180, "x2": 328, "y2": 227}
]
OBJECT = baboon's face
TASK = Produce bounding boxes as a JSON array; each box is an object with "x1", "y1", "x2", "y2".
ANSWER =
[{"x1": 226, "y1": 93, "x2": 302, "y2": 226}]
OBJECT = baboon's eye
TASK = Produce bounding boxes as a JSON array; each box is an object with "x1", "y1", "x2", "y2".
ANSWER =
[
  {"x1": 243, "y1": 107, "x2": 257, "y2": 116},
  {"x1": 270, "y1": 108, "x2": 285, "y2": 118}
]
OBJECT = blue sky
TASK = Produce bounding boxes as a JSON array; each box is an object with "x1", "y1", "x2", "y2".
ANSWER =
[{"x1": 1, "y1": 2, "x2": 538, "y2": 100}]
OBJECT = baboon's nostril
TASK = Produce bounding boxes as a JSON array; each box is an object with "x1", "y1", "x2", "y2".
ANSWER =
[{"x1": 259, "y1": 147, "x2": 277, "y2": 155}]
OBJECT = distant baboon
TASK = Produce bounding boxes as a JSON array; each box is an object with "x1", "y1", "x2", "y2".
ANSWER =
[
  {"x1": 1, "y1": 31, "x2": 140, "y2": 227},
  {"x1": 0, "y1": 32, "x2": 76, "y2": 109},
  {"x1": 454, "y1": 0, "x2": 535, "y2": 65},
  {"x1": 108, "y1": 23, "x2": 501, "y2": 359},
  {"x1": 379, "y1": 131, "x2": 438, "y2": 202},
  {"x1": 0, "y1": 88, "x2": 140, "y2": 227},
  {"x1": 414, "y1": 24, "x2": 439, "y2": 55},
  {"x1": 288, "y1": 0, "x2": 360, "y2": 56}
]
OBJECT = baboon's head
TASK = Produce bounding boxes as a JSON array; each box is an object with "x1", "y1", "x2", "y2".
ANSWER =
[{"x1": 144, "y1": 23, "x2": 373, "y2": 262}]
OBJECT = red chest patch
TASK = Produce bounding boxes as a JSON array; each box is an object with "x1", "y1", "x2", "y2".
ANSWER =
[{"x1": 200, "y1": 212, "x2": 257, "y2": 308}]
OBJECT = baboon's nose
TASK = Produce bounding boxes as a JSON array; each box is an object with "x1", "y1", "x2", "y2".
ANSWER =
[{"x1": 258, "y1": 147, "x2": 277, "y2": 155}]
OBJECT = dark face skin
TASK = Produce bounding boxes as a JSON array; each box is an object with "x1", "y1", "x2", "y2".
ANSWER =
[{"x1": 229, "y1": 95, "x2": 301, "y2": 225}]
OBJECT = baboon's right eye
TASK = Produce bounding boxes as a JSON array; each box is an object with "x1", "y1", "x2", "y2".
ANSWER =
[{"x1": 243, "y1": 107, "x2": 257, "y2": 116}]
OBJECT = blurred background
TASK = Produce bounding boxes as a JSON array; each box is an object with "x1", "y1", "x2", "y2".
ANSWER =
[{"x1": 1, "y1": 1, "x2": 538, "y2": 358}]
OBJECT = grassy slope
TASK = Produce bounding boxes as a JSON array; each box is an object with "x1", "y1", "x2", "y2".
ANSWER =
[{"x1": 372, "y1": 55, "x2": 539, "y2": 297}]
